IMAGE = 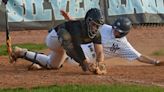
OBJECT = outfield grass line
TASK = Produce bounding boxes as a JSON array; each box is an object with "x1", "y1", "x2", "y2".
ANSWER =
[{"x1": 109, "y1": 76, "x2": 164, "y2": 88}]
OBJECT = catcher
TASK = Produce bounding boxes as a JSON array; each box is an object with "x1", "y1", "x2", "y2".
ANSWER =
[{"x1": 11, "y1": 8, "x2": 107, "y2": 75}]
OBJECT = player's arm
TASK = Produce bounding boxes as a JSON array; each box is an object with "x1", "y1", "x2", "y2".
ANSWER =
[
  {"x1": 136, "y1": 55, "x2": 161, "y2": 65},
  {"x1": 89, "y1": 34, "x2": 106, "y2": 74},
  {"x1": 90, "y1": 43, "x2": 106, "y2": 74},
  {"x1": 69, "y1": 34, "x2": 89, "y2": 72},
  {"x1": 94, "y1": 44, "x2": 104, "y2": 63},
  {"x1": 123, "y1": 38, "x2": 162, "y2": 65}
]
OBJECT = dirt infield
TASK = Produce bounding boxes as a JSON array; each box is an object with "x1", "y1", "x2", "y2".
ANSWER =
[{"x1": 0, "y1": 26, "x2": 164, "y2": 88}]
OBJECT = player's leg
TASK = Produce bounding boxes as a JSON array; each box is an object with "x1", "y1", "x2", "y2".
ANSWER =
[
  {"x1": 48, "y1": 49, "x2": 67, "y2": 69},
  {"x1": 11, "y1": 29, "x2": 66, "y2": 69},
  {"x1": 45, "y1": 29, "x2": 67, "y2": 69},
  {"x1": 12, "y1": 46, "x2": 51, "y2": 69}
]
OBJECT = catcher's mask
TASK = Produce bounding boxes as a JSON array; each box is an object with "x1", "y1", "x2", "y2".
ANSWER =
[
  {"x1": 85, "y1": 8, "x2": 104, "y2": 38},
  {"x1": 112, "y1": 17, "x2": 132, "y2": 38}
]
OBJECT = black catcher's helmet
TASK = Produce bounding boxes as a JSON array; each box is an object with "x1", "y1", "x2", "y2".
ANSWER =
[
  {"x1": 112, "y1": 17, "x2": 132, "y2": 38},
  {"x1": 85, "y1": 8, "x2": 104, "y2": 38},
  {"x1": 85, "y1": 8, "x2": 104, "y2": 25}
]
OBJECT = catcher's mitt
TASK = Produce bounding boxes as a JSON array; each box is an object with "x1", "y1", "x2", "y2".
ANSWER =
[{"x1": 88, "y1": 62, "x2": 107, "y2": 75}]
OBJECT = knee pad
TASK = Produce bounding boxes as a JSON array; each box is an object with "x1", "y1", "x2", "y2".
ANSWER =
[{"x1": 23, "y1": 52, "x2": 51, "y2": 69}]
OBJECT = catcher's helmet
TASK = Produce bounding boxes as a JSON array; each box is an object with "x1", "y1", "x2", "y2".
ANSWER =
[
  {"x1": 112, "y1": 17, "x2": 132, "y2": 38},
  {"x1": 85, "y1": 8, "x2": 104, "y2": 38}
]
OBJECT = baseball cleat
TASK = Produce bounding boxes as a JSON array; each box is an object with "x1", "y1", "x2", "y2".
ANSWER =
[
  {"x1": 10, "y1": 46, "x2": 28, "y2": 62},
  {"x1": 28, "y1": 63, "x2": 43, "y2": 70}
]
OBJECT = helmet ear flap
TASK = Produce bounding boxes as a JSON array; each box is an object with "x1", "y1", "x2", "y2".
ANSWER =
[{"x1": 86, "y1": 17, "x2": 92, "y2": 23}]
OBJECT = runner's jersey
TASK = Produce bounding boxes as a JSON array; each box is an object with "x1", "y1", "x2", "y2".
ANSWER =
[{"x1": 100, "y1": 24, "x2": 141, "y2": 60}]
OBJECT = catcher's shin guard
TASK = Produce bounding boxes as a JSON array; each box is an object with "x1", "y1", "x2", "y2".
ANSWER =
[
  {"x1": 12, "y1": 46, "x2": 51, "y2": 69},
  {"x1": 23, "y1": 52, "x2": 51, "y2": 69}
]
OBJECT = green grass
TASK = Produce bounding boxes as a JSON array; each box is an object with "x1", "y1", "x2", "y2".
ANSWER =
[
  {"x1": 0, "y1": 43, "x2": 47, "y2": 56},
  {"x1": 0, "y1": 84, "x2": 164, "y2": 92},
  {"x1": 152, "y1": 49, "x2": 164, "y2": 56}
]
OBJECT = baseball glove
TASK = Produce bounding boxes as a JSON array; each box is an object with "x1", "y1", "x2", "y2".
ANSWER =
[{"x1": 88, "y1": 62, "x2": 107, "y2": 75}]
